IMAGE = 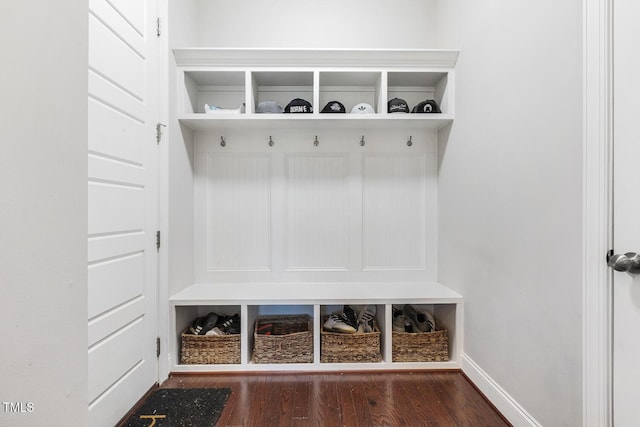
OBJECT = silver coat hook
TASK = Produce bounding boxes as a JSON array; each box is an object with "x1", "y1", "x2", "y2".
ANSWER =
[
  {"x1": 268, "y1": 136, "x2": 274, "y2": 147},
  {"x1": 360, "y1": 135, "x2": 365, "y2": 146},
  {"x1": 220, "y1": 136, "x2": 226, "y2": 147},
  {"x1": 314, "y1": 135, "x2": 319, "y2": 146},
  {"x1": 407, "y1": 136, "x2": 412, "y2": 147}
]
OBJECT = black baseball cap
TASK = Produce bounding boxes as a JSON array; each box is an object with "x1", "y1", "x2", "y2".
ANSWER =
[
  {"x1": 284, "y1": 98, "x2": 313, "y2": 113},
  {"x1": 321, "y1": 100, "x2": 346, "y2": 113},
  {"x1": 388, "y1": 97, "x2": 409, "y2": 113},
  {"x1": 411, "y1": 99, "x2": 441, "y2": 113}
]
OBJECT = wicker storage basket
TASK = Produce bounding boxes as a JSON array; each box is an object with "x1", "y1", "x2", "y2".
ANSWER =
[
  {"x1": 181, "y1": 329, "x2": 241, "y2": 364},
  {"x1": 253, "y1": 314, "x2": 313, "y2": 364},
  {"x1": 321, "y1": 319, "x2": 381, "y2": 363},
  {"x1": 392, "y1": 329, "x2": 449, "y2": 362}
]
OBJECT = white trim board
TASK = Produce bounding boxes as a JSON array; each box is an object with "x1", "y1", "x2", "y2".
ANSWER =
[
  {"x1": 462, "y1": 353, "x2": 542, "y2": 427},
  {"x1": 582, "y1": 0, "x2": 612, "y2": 425}
]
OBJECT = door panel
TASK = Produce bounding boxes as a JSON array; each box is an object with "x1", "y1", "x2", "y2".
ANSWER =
[
  {"x1": 88, "y1": 182, "x2": 145, "y2": 234},
  {"x1": 612, "y1": 0, "x2": 640, "y2": 424},
  {"x1": 87, "y1": 0, "x2": 158, "y2": 425},
  {"x1": 88, "y1": 317, "x2": 145, "y2": 403},
  {"x1": 88, "y1": 253, "x2": 145, "y2": 318},
  {"x1": 88, "y1": 99, "x2": 145, "y2": 164}
]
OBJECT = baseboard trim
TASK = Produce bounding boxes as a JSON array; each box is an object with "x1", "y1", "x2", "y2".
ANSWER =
[{"x1": 462, "y1": 353, "x2": 541, "y2": 427}]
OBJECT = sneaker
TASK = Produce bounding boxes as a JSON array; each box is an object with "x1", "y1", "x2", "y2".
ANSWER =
[
  {"x1": 205, "y1": 327, "x2": 224, "y2": 336},
  {"x1": 392, "y1": 308, "x2": 406, "y2": 332},
  {"x1": 357, "y1": 305, "x2": 376, "y2": 333},
  {"x1": 324, "y1": 314, "x2": 357, "y2": 334},
  {"x1": 197, "y1": 312, "x2": 219, "y2": 335},
  {"x1": 189, "y1": 316, "x2": 206, "y2": 335},
  {"x1": 341, "y1": 305, "x2": 358, "y2": 330},
  {"x1": 423, "y1": 310, "x2": 436, "y2": 332},
  {"x1": 404, "y1": 321, "x2": 414, "y2": 333},
  {"x1": 403, "y1": 304, "x2": 434, "y2": 332},
  {"x1": 216, "y1": 314, "x2": 241, "y2": 335}
]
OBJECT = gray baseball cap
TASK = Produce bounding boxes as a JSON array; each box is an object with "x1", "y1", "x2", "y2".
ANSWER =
[{"x1": 256, "y1": 100, "x2": 283, "y2": 113}]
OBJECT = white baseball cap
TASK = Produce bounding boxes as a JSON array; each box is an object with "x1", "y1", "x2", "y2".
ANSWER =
[{"x1": 350, "y1": 103, "x2": 375, "y2": 114}]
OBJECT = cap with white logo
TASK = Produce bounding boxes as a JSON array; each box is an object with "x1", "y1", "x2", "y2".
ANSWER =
[
  {"x1": 350, "y1": 103, "x2": 375, "y2": 114},
  {"x1": 388, "y1": 97, "x2": 409, "y2": 113},
  {"x1": 321, "y1": 101, "x2": 346, "y2": 113}
]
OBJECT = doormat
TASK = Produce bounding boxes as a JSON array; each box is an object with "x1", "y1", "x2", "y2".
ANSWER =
[{"x1": 120, "y1": 388, "x2": 231, "y2": 427}]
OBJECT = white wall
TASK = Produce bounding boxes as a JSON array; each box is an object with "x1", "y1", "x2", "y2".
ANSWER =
[
  {"x1": 0, "y1": 2, "x2": 88, "y2": 426},
  {"x1": 436, "y1": 0, "x2": 583, "y2": 425},
  {"x1": 166, "y1": 1, "x2": 585, "y2": 424},
  {"x1": 195, "y1": 0, "x2": 439, "y2": 49},
  {"x1": 166, "y1": 0, "x2": 199, "y2": 297}
]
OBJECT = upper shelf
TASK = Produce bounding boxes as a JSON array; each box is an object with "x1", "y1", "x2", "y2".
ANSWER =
[
  {"x1": 173, "y1": 48, "x2": 459, "y2": 68},
  {"x1": 178, "y1": 113, "x2": 455, "y2": 131},
  {"x1": 173, "y1": 48, "x2": 459, "y2": 131}
]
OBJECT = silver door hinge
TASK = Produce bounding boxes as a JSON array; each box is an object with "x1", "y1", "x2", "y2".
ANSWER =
[
  {"x1": 156, "y1": 122, "x2": 166, "y2": 144},
  {"x1": 156, "y1": 337, "x2": 161, "y2": 358},
  {"x1": 156, "y1": 230, "x2": 161, "y2": 251},
  {"x1": 156, "y1": 17, "x2": 161, "y2": 37}
]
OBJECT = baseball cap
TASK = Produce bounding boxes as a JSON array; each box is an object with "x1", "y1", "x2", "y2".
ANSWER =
[
  {"x1": 388, "y1": 97, "x2": 409, "y2": 113},
  {"x1": 256, "y1": 100, "x2": 283, "y2": 113},
  {"x1": 204, "y1": 103, "x2": 246, "y2": 114},
  {"x1": 350, "y1": 103, "x2": 375, "y2": 114},
  {"x1": 411, "y1": 99, "x2": 441, "y2": 113},
  {"x1": 284, "y1": 98, "x2": 313, "y2": 113},
  {"x1": 321, "y1": 101, "x2": 346, "y2": 113}
]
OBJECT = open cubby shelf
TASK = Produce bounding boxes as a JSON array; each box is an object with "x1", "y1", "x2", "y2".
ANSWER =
[
  {"x1": 170, "y1": 282, "x2": 462, "y2": 372},
  {"x1": 175, "y1": 48, "x2": 457, "y2": 131}
]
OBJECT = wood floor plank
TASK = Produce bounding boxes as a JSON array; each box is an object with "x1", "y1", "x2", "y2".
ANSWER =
[
  {"x1": 156, "y1": 371, "x2": 511, "y2": 427},
  {"x1": 314, "y1": 374, "x2": 344, "y2": 426},
  {"x1": 396, "y1": 372, "x2": 440, "y2": 425},
  {"x1": 361, "y1": 373, "x2": 411, "y2": 426},
  {"x1": 335, "y1": 374, "x2": 359, "y2": 427}
]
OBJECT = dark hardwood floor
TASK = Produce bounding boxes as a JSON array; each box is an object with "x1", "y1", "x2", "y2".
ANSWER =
[{"x1": 158, "y1": 371, "x2": 511, "y2": 427}]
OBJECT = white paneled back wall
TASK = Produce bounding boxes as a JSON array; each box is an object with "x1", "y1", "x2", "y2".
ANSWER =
[
  {"x1": 363, "y1": 154, "x2": 429, "y2": 271},
  {"x1": 205, "y1": 154, "x2": 271, "y2": 271},
  {"x1": 286, "y1": 154, "x2": 350, "y2": 271},
  {"x1": 194, "y1": 128, "x2": 437, "y2": 283}
]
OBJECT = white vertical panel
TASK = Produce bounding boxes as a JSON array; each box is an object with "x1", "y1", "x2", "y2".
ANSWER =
[
  {"x1": 89, "y1": 13, "x2": 145, "y2": 101},
  {"x1": 104, "y1": 0, "x2": 146, "y2": 36},
  {"x1": 88, "y1": 0, "x2": 157, "y2": 425},
  {"x1": 363, "y1": 154, "x2": 426, "y2": 270},
  {"x1": 207, "y1": 154, "x2": 271, "y2": 271},
  {"x1": 88, "y1": 318, "x2": 144, "y2": 403},
  {"x1": 88, "y1": 182, "x2": 144, "y2": 235},
  {"x1": 286, "y1": 154, "x2": 349, "y2": 270},
  {"x1": 88, "y1": 98, "x2": 145, "y2": 165},
  {"x1": 88, "y1": 253, "x2": 144, "y2": 319}
]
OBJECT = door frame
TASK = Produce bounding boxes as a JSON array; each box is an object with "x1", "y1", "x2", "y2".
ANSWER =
[
  {"x1": 156, "y1": 0, "x2": 171, "y2": 382},
  {"x1": 583, "y1": 0, "x2": 613, "y2": 425}
]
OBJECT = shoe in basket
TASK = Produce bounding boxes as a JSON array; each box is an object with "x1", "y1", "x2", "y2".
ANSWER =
[
  {"x1": 324, "y1": 314, "x2": 357, "y2": 334},
  {"x1": 357, "y1": 305, "x2": 376, "y2": 333}
]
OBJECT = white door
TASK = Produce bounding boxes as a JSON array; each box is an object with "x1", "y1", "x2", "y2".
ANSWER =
[
  {"x1": 611, "y1": 0, "x2": 640, "y2": 424},
  {"x1": 87, "y1": 0, "x2": 159, "y2": 425}
]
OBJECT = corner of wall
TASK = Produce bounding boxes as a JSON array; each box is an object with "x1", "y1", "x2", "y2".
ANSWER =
[{"x1": 462, "y1": 353, "x2": 542, "y2": 426}]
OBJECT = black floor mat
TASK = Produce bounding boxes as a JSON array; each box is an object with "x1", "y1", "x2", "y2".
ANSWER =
[{"x1": 120, "y1": 388, "x2": 231, "y2": 427}]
